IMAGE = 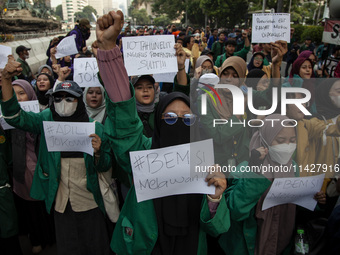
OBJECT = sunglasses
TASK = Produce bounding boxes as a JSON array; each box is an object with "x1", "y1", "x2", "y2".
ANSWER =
[
  {"x1": 162, "y1": 112, "x2": 197, "y2": 126},
  {"x1": 53, "y1": 95, "x2": 76, "y2": 103}
]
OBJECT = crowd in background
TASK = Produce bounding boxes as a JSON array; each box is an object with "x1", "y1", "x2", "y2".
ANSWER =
[{"x1": 1, "y1": 11, "x2": 340, "y2": 255}]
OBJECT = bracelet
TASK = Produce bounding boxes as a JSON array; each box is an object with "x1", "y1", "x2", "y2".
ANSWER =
[
  {"x1": 178, "y1": 66, "x2": 185, "y2": 71},
  {"x1": 207, "y1": 194, "x2": 222, "y2": 202}
]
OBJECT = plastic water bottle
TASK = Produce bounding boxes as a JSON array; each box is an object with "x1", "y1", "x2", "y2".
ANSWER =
[{"x1": 295, "y1": 228, "x2": 309, "y2": 254}]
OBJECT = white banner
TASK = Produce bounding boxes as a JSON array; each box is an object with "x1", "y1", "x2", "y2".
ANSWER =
[
  {"x1": 122, "y1": 35, "x2": 177, "y2": 76},
  {"x1": 73, "y1": 58, "x2": 102, "y2": 87},
  {"x1": 0, "y1": 45, "x2": 12, "y2": 69},
  {"x1": 56, "y1": 35, "x2": 79, "y2": 59},
  {"x1": 252, "y1": 13, "x2": 290, "y2": 43},
  {"x1": 43, "y1": 121, "x2": 95, "y2": 155},
  {"x1": 262, "y1": 174, "x2": 325, "y2": 211},
  {"x1": 153, "y1": 59, "x2": 190, "y2": 83}
]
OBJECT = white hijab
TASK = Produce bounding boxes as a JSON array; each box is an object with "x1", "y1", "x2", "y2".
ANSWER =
[{"x1": 83, "y1": 86, "x2": 106, "y2": 123}]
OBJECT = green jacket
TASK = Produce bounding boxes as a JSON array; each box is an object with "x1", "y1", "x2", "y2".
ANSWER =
[
  {"x1": 211, "y1": 41, "x2": 226, "y2": 62},
  {"x1": 104, "y1": 86, "x2": 230, "y2": 255},
  {"x1": 220, "y1": 161, "x2": 271, "y2": 255},
  {"x1": 197, "y1": 88, "x2": 273, "y2": 169},
  {"x1": 215, "y1": 45, "x2": 251, "y2": 68},
  {"x1": 0, "y1": 93, "x2": 112, "y2": 214},
  {"x1": 0, "y1": 128, "x2": 18, "y2": 238}
]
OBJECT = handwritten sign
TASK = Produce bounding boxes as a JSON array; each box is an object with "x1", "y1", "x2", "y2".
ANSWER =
[
  {"x1": 130, "y1": 139, "x2": 215, "y2": 203},
  {"x1": 73, "y1": 58, "x2": 101, "y2": 87},
  {"x1": 262, "y1": 174, "x2": 324, "y2": 211},
  {"x1": 122, "y1": 35, "x2": 177, "y2": 76},
  {"x1": 153, "y1": 59, "x2": 190, "y2": 83},
  {"x1": 252, "y1": 13, "x2": 290, "y2": 43},
  {"x1": 0, "y1": 45, "x2": 12, "y2": 69},
  {"x1": 0, "y1": 100, "x2": 40, "y2": 130},
  {"x1": 322, "y1": 20, "x2": 340, "y2": 45},
  {"x1": 56, "y1": 35, "x2": 78, "y2": 59},
  {"x1": 43, "y1": 121, "x2": 95, "y2": 155}
]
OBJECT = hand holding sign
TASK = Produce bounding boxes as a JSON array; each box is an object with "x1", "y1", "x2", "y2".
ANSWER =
[
  {"x1": 89, "y1": 134, "x2": 101, "y2": 154},
  {"x1": 271, "y1": 40, "x2": 288, "y2": 65},
  {"x1": 175, "y1": 43, "x2": 189, "y2": 70},
  {"x1": 2, "y1": 55, "x2": 22, "y2": 80},
  {"x1": 96, "y1": 10, "x2": 124, "y2": 50},
  {"x1": 205, "y1": 165, "x2": 227, "y2": 199}
]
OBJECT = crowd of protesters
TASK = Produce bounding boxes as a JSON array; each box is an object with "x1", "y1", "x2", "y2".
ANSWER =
[{"x1": 1, "y1": 10, "x2": 340, "y2": 255}]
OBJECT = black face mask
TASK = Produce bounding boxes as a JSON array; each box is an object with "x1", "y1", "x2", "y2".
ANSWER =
[
  {"x1": 81, "y1": 27, "x2": 90, "y2": 40},
  {"x1": 159, "y1": 119, "x2": 190, "y2": 148}
]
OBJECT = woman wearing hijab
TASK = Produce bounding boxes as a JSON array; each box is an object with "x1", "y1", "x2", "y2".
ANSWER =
[
  {"x1": 247, "y1": 52, "x2": 271, "y2": 78},
  {"x1": 1, "y1": 56, "x2": 113, "y2": 255},
  {"x1": 9, "y1": 79, "x2": 55, "y2": 254},
  {"x1": 35, "y1": 72, "x2": 54, "y2": 111},
  {"x1": 83, "y1": 86, "x2": 106, "y2": 124},
  {"x1": 96, "y1": 11, "x2": 230, "y2": 254},
  {"x1": 283, "y1": 55, "x2": 317, "y2": 114},
  {"x1": 198, "y1": 42, "x2": 286, "y2": 173},
  {"x1": 220, "y1": 115, "x2": 324, "y2": 255}
]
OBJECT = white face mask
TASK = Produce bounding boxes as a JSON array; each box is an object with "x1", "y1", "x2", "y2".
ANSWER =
[
  {"x1": 268, "y1": 143, "x2": 296, "y2": 165},
  {"x1": 330, "y1": 95, "x2": 340, "y2": 108},
  {"x1": 54, "y1": 100, "x2": 77, "y2": 117},
  {"x1": 24, "y1": 54, "x2": 29, "y2": 59}
]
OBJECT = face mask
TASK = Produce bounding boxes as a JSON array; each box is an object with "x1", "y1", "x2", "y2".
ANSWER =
[
  {"x1": 330, "y1": 95, "x2": 340, "y2": 108},
  {"x1": 54, "y1": 100, "x2": 77, "y2": 117},
  {"x1": 24, "y1": 54, "x2": 29, "y2": 59},
  {"x1": 268, "y1": 143, "x2": 296, "y2": 165},
  {"x1": 202, "y1": 69, "x2": 213, "y2": 75}
]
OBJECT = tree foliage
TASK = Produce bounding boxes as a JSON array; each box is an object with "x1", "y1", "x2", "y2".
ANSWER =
[
  {"x1": 131, "y1": 8, "x2": 150, "y2": 25},
  {"x1": 55, "y1": 4, "x2": 63, "y2": 20},
  {"x1": 153, "y1": 15, "x2": 171, "y2": 27},
  {"x1": 74, "y1": 5, "x2": 97, "y2": 22}
]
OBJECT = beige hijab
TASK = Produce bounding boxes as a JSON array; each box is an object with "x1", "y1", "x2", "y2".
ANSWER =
[{"x1": 211, "y1": 56, "x2": 247, "y2": 119}]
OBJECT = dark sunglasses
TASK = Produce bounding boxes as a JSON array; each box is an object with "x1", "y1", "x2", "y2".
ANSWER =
[
  {"x1": 162, "y1": 112, "x2": 197, "y2": 126},
  {"x1": 53, "y1": 95, "x2": 76, "y2": 103}
]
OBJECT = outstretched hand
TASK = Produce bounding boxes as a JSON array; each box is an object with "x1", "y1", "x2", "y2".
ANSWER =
[
  {"x1": 96, "y1": 10, "x2": 124, "y2": 50},
  {"x1": 271, "y1": 40, "x2": 288, "y2": 65},
  {"x1": 174, "y1": 43, "x2": 189, "y2": 70}
]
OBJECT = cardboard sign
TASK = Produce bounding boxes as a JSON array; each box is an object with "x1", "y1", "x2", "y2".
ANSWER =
[
  {"x1": 130, "y1": 139, "x2": 215, "y2": 202},
  {"x1": 43, "y1": 121, "x2": 95, "y2": 155},
  {"x1": 0, "y1": 45, "x2": 12, "y2": 69},
  {"x1": 56, "y1": 35, "x2": 79, "y2": 59},
  {"x1": 252, "y1": 13, "x2": 290, "y2": 43},
  {"x1": 73, "y1": 58, "x2": 101, "y2": 87},
  {"x1": 122, "y1": 35, "x2": 177, "y2": 76},
  {"x1": 262, "y1": 174, "x2": 324, "y2": 211}
]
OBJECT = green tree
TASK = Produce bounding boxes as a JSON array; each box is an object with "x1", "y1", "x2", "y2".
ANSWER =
[
  {"x1": 55, "y1": 4, "x2": 63, "y2": 20},
  {"x1": 131, "y1": 8, "x2": 150, "y2": 25},
  {"x1": 154, "y1": 14, "x2": 171, "y2": 27},
  {"x1": 74, "y1": 5, "x2": 97, "y2": 22}
]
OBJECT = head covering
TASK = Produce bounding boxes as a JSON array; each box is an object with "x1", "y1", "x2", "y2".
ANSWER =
[
  {"x1": 289, "y1": 57, "x2": 314, "y2": 79},
  {"x1": 12, "y1": 79, "x2": 37, "y2": 101},
  {"x1": 79, "y1": 18, "x2": 91, "y2": 29},
  {"x1": 250, "y1": 114, "x2": 297, "y2": 254},
  {"x1": 247, "y1": 52, "x2": 265, "y2": 72},
  {"x1": 36, "y1": 73, "x2": 55, "y2": 106},
  {"x1": 249, "y1": 114, "x2": 296, "y2": 179},
  {"x1": 315, "y1": 79, "x2": 340, "y2": 120},
  {"x1": 16, "y1": 45, "x2": 31, "y2": 55},
  {"x1": 246, "y1": 69, "x2": 266, "y2": 90},
  {"x1": 213, "y1": 56, "x2": 247, "y2": 120},
  {"x1": 298, "y1": 50, "x2": 315, "y2": 60},
  {"x1": 83, "y1": 86, "x2": 106, "y2": 123},
  {"x1": 151, "y1": 92, "x2": 201, "y2": 255},
  {"x1": 195, "y1": 55, "x2": 213, "y2": 69},
  {"x1": 201, "y1": 49, "x2": 214, "y2": 57},
  {"x1": 131, "y1": 75, "x2": 156, "y2": 113},
  {"x1": 48, "y1": 80, "x2": 83, "y2": 98},
  {"x1": 38, "y1": 65, "x2": 53, "y2": 75}
]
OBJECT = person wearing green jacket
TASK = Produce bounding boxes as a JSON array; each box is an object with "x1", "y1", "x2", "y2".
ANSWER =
[
  {"x1": 1, "y1": 56, "x2": 113, "y2": 255},
  {"x1": 96, "y1": 10, "x2": 231, "y2": 255},
  {"x1": 215, "y1": 31, "x2": 251, "y2": 68}
]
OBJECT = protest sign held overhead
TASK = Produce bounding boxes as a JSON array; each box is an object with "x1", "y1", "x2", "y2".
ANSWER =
[
  {"x1": 55, "y1": 35, "x2": 79, "y2": 59},
  {"x1": 122, "y1": 35, "x2": 177, "y2": 76}
]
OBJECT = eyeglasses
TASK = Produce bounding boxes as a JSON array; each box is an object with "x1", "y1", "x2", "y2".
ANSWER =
[
  {"x1": 53, "y1": 95, "x2": 76, "y2": 103},
  {"x1": 254, "y1": 57, "x2": 263, "y2": 62},
  {"x1": 162, "y1": 112, "x2": 197, "y2": 126}
]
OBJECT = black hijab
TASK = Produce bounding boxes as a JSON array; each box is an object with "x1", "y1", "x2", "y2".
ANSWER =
[
  {"x1": 50, "y1": 94, "x2": 89, "y2": 158},
  {"x1": 36, "y1": 73, "x2": 55, "y2": 106},
  {"x1": 315, "y1": 79, "x2": 340, "y2": 120},
  {"x1": 246, "y1": 69, "x2": 266, "y2": 90},
  {"x1": 151, "y1": 92, "x2": 202, "y2": 255}
]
